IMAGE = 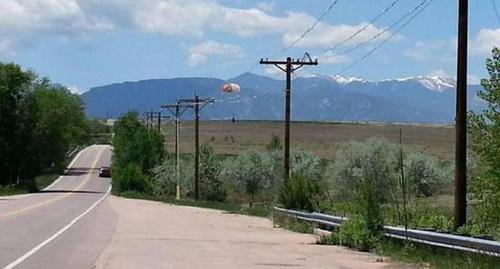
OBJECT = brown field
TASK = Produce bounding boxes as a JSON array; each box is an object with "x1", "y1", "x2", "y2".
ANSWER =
[{"x1": 161, "y1": 120, "x2": 455, "y2": 160}]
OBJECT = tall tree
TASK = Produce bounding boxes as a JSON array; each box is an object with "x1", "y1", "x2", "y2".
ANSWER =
[
  {"x1": 33, "y1": 85, "x2": 88, "y2": 172},
  {"x1": 112, "y1": 112, "x2": 164, "y2": 174},
  {"x1": 0, "y1": 63, "x2": 39, "y2": 186},
  {"x1": 468, "y1": 48, "x2": 500, "y2": 230}
]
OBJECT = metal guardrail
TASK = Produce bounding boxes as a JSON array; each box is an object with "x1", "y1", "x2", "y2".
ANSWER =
[
  {"x1": 66, "y1": 146, "x2": 80, "y2": 158},
  {"x1": 274, "y1": 207, "x2": 500, "y2": 257}
]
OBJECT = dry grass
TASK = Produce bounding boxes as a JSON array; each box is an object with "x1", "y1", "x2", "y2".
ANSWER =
[{"x1": 161, "y1": 120, "x2": 455, "y2": 160}]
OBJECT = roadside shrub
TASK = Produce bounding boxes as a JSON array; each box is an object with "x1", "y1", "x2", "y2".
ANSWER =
[
  {"x1": 150, "y1": 157, "x2": 177, "y2": 196},
  {"x1": 323, "y1": 218, "x2": 379, "y2": 251},
  {"x1": 199, "y1": 144, "x2": 226, "y2": 202},
  {"x1": 223, "y1": 151, "x2": 277, "y2": 204},
  {"x1": 279, "y1": 173, "x2": 323, "y2": 211},
  {"x1": 266, "y1": 133, "x2": 283, "y2": 151},
  {"x1": 291, "y1": 150, "x2": 323, "y2": 181},
  {"x1": 112, "y1": 163, "x2": 151, "y2": 194},
  {"x1": 327, "y1": 138, "x2": 450, "y2": 205},
  {"x1": 407, "y1": 201, "x2": 453, "y2": 231},
  {"x1": 406, "y1": 152, "x2": 449, "y2": 197}
]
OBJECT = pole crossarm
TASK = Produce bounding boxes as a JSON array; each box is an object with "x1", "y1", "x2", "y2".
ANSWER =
[
  {"x1": 163, "y1": 95, "x2": 216, "y2": 201},
  {"x1": 259, "y1": 53, "x2": 318, "y2": 184},
  {"x1": 161, "y1": 104, "x2": 190, "y2": 117}
]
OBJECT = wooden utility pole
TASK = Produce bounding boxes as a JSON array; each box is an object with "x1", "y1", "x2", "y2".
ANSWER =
[
  {"x1": 162, "y1": 103, "x2": 190, "y2": 200},
  {"x1": 259, "y1": 54, "x2": 318, "y2": 183},
  {"x1": 157, "y1": 111, "x2": 161, "y2": 132},
  {"x1": 455, "y1": 0, "x2": 468, "y2": 229},
  {"x1": 177, "y1": 95, "x2": 215, "y2": 200}
]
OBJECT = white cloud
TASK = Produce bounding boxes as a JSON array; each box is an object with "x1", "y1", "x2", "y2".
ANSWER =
[
  {"x1": 0, "y1": 0, "x2": 114, "y2": 58},
  {"x1": 263, "y1": 65, "x2": 284, "y2": 79},
  {"x1": 67, "y1": 85, "x2": 84, "y2": 94},
  {"x1": 428, "y1": 69, "x2": 451, "y2": 78},
  {"x1": 0, "y1": 0, "x2": 396, "y2": 57},
  {"x1": 319, "y1": 53, "x2": 350, "y2": 64},
  {"x1": 283, "y1": 22, "x2": 392, "y2": 49},
  {"x1": 187, "y1": 41, "x2": 242, "y2": 67},
  {"x1": 133, "y1": 0, "x2": 392, "y2": 48},
  {"x1": 404, "y1": 41, "x2": 454, "y2": 62},
  {"x1": 470, "y1": 28, "x2": 500, "y2": 56},
  {"x1": 467, "y1": 74, "x2": 481, "y2": 85},
  {"x1": 256, "y1": 2, "x2": 275, "y2": 13}
]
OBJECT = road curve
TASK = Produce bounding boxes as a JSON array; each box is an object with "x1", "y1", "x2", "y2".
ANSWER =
[{"x1": 0, "y1": 145, "x2": 116, "y2": 269}]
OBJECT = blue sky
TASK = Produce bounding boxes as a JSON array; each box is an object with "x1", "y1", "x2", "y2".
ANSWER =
[{"x1": 0, "y1": 0, "x2": 499, "y2": 93}]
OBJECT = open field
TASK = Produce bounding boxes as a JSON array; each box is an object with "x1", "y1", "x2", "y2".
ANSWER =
[{"x1": 162, "y1": 120, "x2": 455, "y2": 160}]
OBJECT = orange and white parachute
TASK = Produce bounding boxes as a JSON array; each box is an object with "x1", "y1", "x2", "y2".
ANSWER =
[{"x1": 221, "y1": 83, "x2": 240, "y2": 93}]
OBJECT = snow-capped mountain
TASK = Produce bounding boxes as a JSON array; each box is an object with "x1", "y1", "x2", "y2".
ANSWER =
[
  {"x1": 81, "y1": 72, "x2": 484, "y2": 123},
  {"x1": 394, "y1": 76, "x2": 456, "y2": 91},
  {"x1": 307, "y1": 74, "x2": 367, "y2": 85}
]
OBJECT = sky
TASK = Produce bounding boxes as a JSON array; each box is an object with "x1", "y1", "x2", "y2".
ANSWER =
[{"x1": 0, "y1": 0, "x2": 499, "y2": 93}]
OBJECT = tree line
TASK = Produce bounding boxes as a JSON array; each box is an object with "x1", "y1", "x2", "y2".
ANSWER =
[{"x1": 0, "y1": 62, "x2": 90, "y2": 190}]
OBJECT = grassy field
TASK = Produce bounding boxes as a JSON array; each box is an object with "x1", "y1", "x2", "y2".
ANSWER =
[{"x1": 162, "y1": 120, "x2": 455, "y2": 160}]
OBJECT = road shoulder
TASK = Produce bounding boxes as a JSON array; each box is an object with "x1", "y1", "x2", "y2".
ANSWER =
[{"x1": 95, "y1": 196, "x2": 409, "y2": 269}]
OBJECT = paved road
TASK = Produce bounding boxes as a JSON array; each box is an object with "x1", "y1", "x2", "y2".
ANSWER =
[
  {"x1": 0, "y1": 145, "x2": 116, "y2": 269},
  {"x1": 0, "y1": 145, "x2": 410, "y2": 269}
]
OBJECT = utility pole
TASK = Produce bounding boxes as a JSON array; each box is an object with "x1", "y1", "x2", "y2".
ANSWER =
[
  {"x1": 455, "y1": 0, "x2": 468, "y2": 229},
  {"x1": 157, "y1": 111, "x2": 162, "y2": 132},
  {"x1": 177, "y1": 95, "x2": 215, "y2": 201},
  {"x1": 162, "y1": 103, "x2": 190, "y2": 200},
  {"x1": 260, "y1": 54, "x2": 318, "y2": 183}
]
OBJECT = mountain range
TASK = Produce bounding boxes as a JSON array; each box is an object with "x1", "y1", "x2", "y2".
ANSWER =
[{"x1": 80, "y1": 73, "x2": 485, "y2": 123}]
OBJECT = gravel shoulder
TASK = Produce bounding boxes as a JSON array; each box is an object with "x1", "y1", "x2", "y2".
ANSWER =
[{"x1": 95, "y1": 196, "x2": 413, "y2": 269}]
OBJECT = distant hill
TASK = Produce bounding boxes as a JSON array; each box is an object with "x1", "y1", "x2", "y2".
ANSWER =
[{"x1": 80, "y1": 72, "x2": 485, "y2": 123}]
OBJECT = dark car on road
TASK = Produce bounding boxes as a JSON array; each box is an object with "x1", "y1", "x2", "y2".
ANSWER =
[{"x1": 99, "y1": 166, "x2": 111, "y2": 178}]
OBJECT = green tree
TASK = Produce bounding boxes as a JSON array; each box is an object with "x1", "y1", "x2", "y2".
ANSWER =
[
  {"x1": 112, "y1": 112, "x2": 164, "y2": 174},
  {"x1": 0, "y1": 63, "x2": 40, "y2": 187},
  {"x1": 468, "y1": 47, "x2": 500, "y2": 233},
  {"x1": 33, "y1": 85, "x2": 88, "y2": 172}
]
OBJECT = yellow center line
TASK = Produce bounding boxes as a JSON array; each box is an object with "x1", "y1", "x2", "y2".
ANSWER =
[{"x1": 0, "y1": 148, "x2": 105, "y2": 219}]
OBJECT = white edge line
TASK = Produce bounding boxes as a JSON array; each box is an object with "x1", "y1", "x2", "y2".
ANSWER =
[
  {"x1": 43, "y1": 147, "x2": 88, "y2": 191},
  {"x1": 3, "y1": 185, "x2": 112, "y2": 269}
]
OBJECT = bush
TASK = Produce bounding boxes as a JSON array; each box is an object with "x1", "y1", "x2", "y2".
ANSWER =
[
  {"x1": 150, "y1": 157, "x2": 177, "y2": 196},
  {"x1": 322, "y1": 218, "x2": 380, "y2": 251},
  {"x1": 266, "y1": 133, "x2": 283, "y2": 151},
  {"x1": 327, "y1": 138, "x2": 450, "y2": 205},
  {"x1": 279, "y1": 173, "x2": 323, "y2": 211},
  {"x1": 112, "y1": 163, "x2": 152, "y2": 194},
  {"x1": 406, "y1": 152, "x2": 450, "y2": 197},
  {"x1": 199, "y1": 144, "x2": 226, "y2": 202},
  {"x1": 291, "y1": 150, "x2": 323, "y2": 181},
  {"x1": 223, "y1": 151, "x2": 278, "y2": 203}
]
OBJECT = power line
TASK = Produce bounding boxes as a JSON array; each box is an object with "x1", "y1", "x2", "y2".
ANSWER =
[
  {"x1": 336, "y1": 0, "x2": 429, "y2": 57},
  {"x1": 341, "y1": 0, "x2": 435, "y2": 72},
  {"x1": 320, "y1": 0, "x2": 402, "y2": 56},
  {"x1": 241, "y1": 0, "x2": 340, "y2": 76},
  {"x1": 492, "y1": 0, "x2": 500, "y2": 25},
  {"x1": 282, "y1": 0, "x2": 341, "y2": 52}
]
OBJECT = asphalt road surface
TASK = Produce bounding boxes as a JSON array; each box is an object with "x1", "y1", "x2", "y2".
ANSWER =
[
  {"x1": 0, "y1": 145, "x2": 116, "y2": 269},
  {"x1": 0, "y1": 145, "x2": 410, "y2": 269}
]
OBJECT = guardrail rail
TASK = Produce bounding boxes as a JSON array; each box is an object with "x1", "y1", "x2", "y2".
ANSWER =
[{"x1": 274, "y1": 207, "x2": 500, "y2": 257}]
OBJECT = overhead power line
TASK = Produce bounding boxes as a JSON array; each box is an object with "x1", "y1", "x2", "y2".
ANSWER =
[
  {"x1": 282, "y1": 0, "x2": 341, "y2": 52},
  {"x1": 492, "y1": 0, "x2": 500, "y2": 25},
  {"x1": 335, "y1": 0, "x2": 429, "y2": 57},
  {"x1": 342, "y1": 0, "x2": 435, "y2": 72},
  {"x1": 321, "y1": 0, "x2": 402, "y2": 56}
]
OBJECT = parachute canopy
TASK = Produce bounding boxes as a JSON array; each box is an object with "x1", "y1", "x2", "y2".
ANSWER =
[{"x1": 221, "y1": 83, "x2": 240, "y2": 93}]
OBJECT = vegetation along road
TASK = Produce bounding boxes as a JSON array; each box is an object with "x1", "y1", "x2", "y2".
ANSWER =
[{"x1": 0, "y1": 145, "x2": 415, "y2": 269}]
